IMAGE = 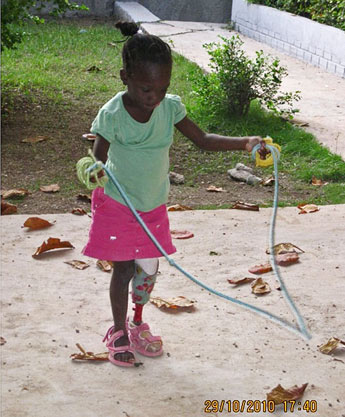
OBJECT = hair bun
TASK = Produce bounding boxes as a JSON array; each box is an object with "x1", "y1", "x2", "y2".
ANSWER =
[{"x1": 115, "y1": 21, "x2": 139, "y2": 37}]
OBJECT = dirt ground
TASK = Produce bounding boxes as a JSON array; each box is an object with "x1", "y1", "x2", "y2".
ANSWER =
[
  {"x1": 1, "y1": 95, "x2": 326, "y2": 215},
  {"x1": 1, "y1": 206, "x2": 345, "y2": 417}
]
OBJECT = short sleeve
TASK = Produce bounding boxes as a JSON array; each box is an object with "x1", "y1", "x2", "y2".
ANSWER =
[
  {"x1": 170, "y1": 95, "x2": 187, "y2": 124},
  {"x1": 90, "y1": 109, "x2": 115, "y2": 143}
]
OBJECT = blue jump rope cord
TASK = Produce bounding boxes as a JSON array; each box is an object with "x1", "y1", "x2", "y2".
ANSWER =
[{"x1": 87, "y1": 145, "x2": 311, "y2": 340}]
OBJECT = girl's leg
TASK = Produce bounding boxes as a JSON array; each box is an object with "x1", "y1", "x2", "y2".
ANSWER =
[
  {"x1": 130, "y1": 259, "x2": 162, "y2": 355},
  {"x1": 109, "y1": 260, "x2": 135, "y2": 364}
]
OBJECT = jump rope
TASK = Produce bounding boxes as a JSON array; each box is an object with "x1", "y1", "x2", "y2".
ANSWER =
[{"x1": 77, "y1": 138, "x2": 311, "y2": 341}]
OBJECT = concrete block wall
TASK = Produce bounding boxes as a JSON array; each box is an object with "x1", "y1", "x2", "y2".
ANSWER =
[
  {"x1": 232, "y1": 0, "x2": 345, "y2": 78},
  {"x1": 136, "y1": 0, "x2": 232, "y2": 23}
]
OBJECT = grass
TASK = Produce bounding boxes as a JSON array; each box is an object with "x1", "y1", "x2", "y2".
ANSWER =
[{"x1": 2, "y1": 18, "x2": 345, "y2": 207}]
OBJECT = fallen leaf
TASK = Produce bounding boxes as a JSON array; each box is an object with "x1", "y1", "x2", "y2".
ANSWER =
[
  {"x1": 77, "y1": 194, "x2": 91, "y2": 203},
  {"x1": 231, "y1": 201, "x2": 259, "y2": 211},
  {"x1": 266, "y1": 242, "x2": 304, "y2": 255},
  {"x1": 262, "y1": 176, "x2": 275, "y2": 186},
  {"x1": 276, "y1": 252, "x2": 300, "y2": 265},
  {"x1": 1, "y1": 200, "x2": 17, "y2": 215},
  {"x1": 71, "y1": 208, "x2": 88, "y2": 215},
  {"x1": 23, "y1": 217, "x2": 54, "y2": 230},
  {"x1": 96, "y1": 260, "x2": 113, "y2": 272},
  {"x1": 267, "y1": 383, "x2": 308, "y2": 404},
  {"x1": 319, "y1": 337, "x2": 345, "y2": 354},
  {"x1": 21, "y1": 135, "x2": 49, "y2": 143},
  {"x1": 311, "y1": 176, "x2": 328, "y2": 186},
  {"x1": 1, "y1": 188, "x2": 29, "y2": 199},
  {"x1": 170, "y1": 229, "x2": 194, "y2": 239},
  {"x1": 167, "y1": 204, "x2": 193, "y2": 211},
  {"x1": 228, "y1": 277, "x2": 255, "y2": 286},
  {"x1": 64, "y1": 260, "x2": 90, "y2": 270},
  {"x1": 251, "y1": 278, "x2": 271, "y2": 294},
  {"x1": 249, "y1": 262, "x2": 272, "y2": 274},
  {"x1": 87, "y1": 65, "x2": 102, "y2": 72},
  {"x1": 0, "y1": 337, "x2": 6, "y2": 346},
  {"x1": 150, "y1": 296, "x2": 196, "y2": 311},
  {"x1": 70, "y1": 343, "x2": 108, "y2": 361},
  {"x1": 82, "y1": 133, "x2": 97, "y2": 141},
  {"x1": 40, "y1": 184, "x2": 60, "y2": 193},
  {"x1": 297, "y1": 203, "x2": 319, "y2": 214},
  {"x1": 209, "y1": 250, "x2": 220, "y2": 256},
  {"x1": 32, "y1": 237, "x2": 74, "y2": 257},
  {"x1": 206, "y1": 185, "x2": 226, "y2": 192}
]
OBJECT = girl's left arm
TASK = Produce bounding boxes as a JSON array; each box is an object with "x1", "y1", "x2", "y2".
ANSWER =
[{"x1": 175, "y1": 116, "x2": 265, "y2": 154}]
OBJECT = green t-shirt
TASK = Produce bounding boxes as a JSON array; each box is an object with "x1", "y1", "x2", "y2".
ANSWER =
[{"x1": 91, "y1": 91, "x2": 187, "y2": 212}]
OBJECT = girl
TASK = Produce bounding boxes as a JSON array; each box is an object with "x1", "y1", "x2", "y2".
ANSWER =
[{"x1": 83, "y1": 21, "x2": 266, "y2": 367}]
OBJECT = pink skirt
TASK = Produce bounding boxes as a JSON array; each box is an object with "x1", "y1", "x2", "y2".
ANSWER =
[{"x1": 82, "y1": 187, "x2": 176, "y2": 261}]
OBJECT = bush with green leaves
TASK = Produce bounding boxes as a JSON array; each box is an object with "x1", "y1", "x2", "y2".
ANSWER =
[
  {"x1": 193, "y1": 35, "x2": 300, "y2": 118},
  {"x1": 247, "y1": 0, "x2": 345, "y2": 31},
  {"x1": 1, "y1": 0, "x2": 88, "y2": 50}
]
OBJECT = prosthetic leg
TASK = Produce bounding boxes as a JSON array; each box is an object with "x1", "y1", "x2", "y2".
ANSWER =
[{"x1": 128, "y1": 258, "x2": 163, "y2": 357}]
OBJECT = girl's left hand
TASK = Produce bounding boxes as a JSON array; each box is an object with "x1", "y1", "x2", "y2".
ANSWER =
[{"x1": 245, "y1": 136, "x2": 270, "y2": 159}]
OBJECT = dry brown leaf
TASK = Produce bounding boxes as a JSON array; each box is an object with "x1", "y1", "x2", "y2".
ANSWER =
[
  {"x1": 298, "y1": 203, "x2": 319, "y2": 214},
  {"x1": 87, "y1": 65, "x2": 102, "y2": 72},
  {"x1": 77, "y1": 194, "x2": 92, "y2": 203},
  {"x1": 150, "y1": 296, "x2": 196, "y2": 311},
  {"x1": 170, "y1": 229, "x2": 194, "y2": 239},
  {"x1": 1, "y1": 200, "x2": 17, "y2": 215},
  {"x1": 267, "y1": 383, "x2": 308, "y2": 404},
  {"x1": 206, "y1": 185, "x2": 226, "y2": 192},
  {"x1": 23, "y1": 217, "x2": 54, "y2": 230},
  {"x1": 70, "y1": 343, "x2": 108, "y2": 361},
  {"x1": 21, "y1": 135, "x2": 49, "y2": 143},
  {"x1": 32, "y1": 237, "x2": 74, "y2": 257},
  {"x1": 64, "y1": 260, "x2": 90, "y2": 270},
  {"x1": 40, "y1": 184, "x2": 60, "y2": 193},
  {"x1": 231, "y1": 201, "x2": 259, "y2": 211},
  {"x1": 167, "y1": 204, "x2": 193, "y2": 211},
  {"x1": 266, "y1": 242, "x2": 304, "y2": 255},
  {"x1": 96, "y1": 260, "x2": 113, "y2": 272},
  {"x1": 0, "y1": 337, "x2": 6, "y2": 346},
  {"x1": 276, "y1": 252, "x2": 300, "y2": 266},
  {"x1": 319, "y1": 337, "x2": 345, "y2": 354},
  {"x1": 1, "y1": 188, "x2": 29, "y2": 199},
  {"x1": 251, "y1": 278, "x2": 271, "y2": 294},
  {"x1": 248, "y1": 262, "x2": 272, "y2": 274},
  {"x1": 311, "y1": 176, "x2": 328, "y2": 186},
  {"x1": 262, "y1": 176, "x2": 275, "y2": 186},
  {"x1": 82, "y1": 133, "x2": 97, "y2": 141},
  {"x1": 71, "y1": 208, "x2": 88, "y2": 215},
  {"x1": 228, "y1": 277, "x2": 256, "y2": 286}
]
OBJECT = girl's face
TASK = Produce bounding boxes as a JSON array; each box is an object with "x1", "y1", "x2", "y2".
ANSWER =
[{"x1": 121, "y1": 62, "x2": 172, "y2": 113}]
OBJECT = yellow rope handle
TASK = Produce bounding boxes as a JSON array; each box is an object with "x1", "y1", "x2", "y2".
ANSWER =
[
  {"x1": 255, "y1": 136, "x2": 281, "y2": 167},
  {"x1": 76, "y1": 150, "x2": 108, "y2": 190}
]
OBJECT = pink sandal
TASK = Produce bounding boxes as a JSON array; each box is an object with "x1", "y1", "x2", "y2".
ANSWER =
[
  {"x1": 127, "y1": 321, "x2": 163, "y2": 357},
  {"x1": 103, "y1": 326, "x2": 136, "y2": 367}
]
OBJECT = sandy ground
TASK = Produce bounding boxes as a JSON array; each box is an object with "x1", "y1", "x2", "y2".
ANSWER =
[
  {"x1": 1, "y1": 206, "x2": 345, "y2": 417},
  {"x1": 142, "y1": 21, "x2": 345, "y2": 161}
]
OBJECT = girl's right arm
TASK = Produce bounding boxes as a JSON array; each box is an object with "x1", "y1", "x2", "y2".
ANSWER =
[{"x1": 93, "y1": 134, "x2": 110, "y2": 164}]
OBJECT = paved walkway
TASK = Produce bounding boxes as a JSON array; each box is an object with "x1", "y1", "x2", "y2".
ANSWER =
[{"x1": 140, "y1": 20, "x2": 345, "y2": 161}]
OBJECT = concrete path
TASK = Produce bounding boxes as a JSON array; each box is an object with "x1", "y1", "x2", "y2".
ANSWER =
[
  {"x1": 1, "y1": 208, "x2": 345, "y2": 417},
  {"x1": 140, "y1": 20, "x2": 345, "y2": 161}
]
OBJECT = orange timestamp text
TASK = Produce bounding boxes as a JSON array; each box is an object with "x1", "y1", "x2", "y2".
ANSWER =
[{"x1": 204, "y1": 399, "x2": 318, "y2": 413}]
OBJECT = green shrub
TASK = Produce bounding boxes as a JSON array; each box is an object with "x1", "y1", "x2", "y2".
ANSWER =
[
  {"x1": 247, "y1": 0, "x2": 345, "y2": 31},
  {"x1": 1, "y1": 0, "x2": 88, "y2": 50},
  {"x1": 193, "y1": 35, "x2": 300, "y2": 118}
]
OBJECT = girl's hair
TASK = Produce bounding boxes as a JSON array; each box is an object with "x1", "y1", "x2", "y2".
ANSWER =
[{"x1": 115, "y1": 21, "x2": 172, "y2": 75}]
